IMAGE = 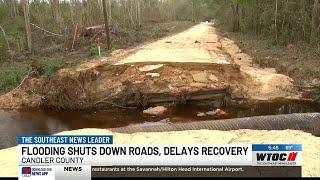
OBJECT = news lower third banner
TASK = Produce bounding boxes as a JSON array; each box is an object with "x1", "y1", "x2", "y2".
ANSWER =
[{"x1": 18, "y1": 135, "x2": 302, "y2": 179}]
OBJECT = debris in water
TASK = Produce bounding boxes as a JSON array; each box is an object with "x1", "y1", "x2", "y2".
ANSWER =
[
  {"x1": 159, "y1": 118, "x2": 172, "y2": 124},
  {"x1": 143, "y1": 106, "x2": 167, "y2": 116},
  {"x1": 197, "y1": 112, "x2": 206, "y2": 117},
  {"x1": 197, "y1": 109, "x2": 227, "y2": 118},
  {"x1": 206, "y1": 109, "x2": 227, "y2": 117}
]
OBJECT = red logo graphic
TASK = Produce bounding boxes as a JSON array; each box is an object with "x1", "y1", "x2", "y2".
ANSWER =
[{"x1": 287, "y1": 152, "x2": 298, "y2": 161}]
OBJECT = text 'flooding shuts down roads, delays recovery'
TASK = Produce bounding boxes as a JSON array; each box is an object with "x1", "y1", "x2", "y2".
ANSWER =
[{"x1": 21, "y1": 146, "x2": 249, "y2": 156}]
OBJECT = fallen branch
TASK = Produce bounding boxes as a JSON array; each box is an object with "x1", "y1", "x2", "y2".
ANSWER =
[
  {"x1": 71, "y1": 23, "x2": 78, "y2": 51},
  {"x1": 90, "y1": 31, "x2": 104, "y2": 42},
  {"x1": 30, "y1": 23, "x2": 63, "y2": 37},
  {"x1": 0, "y1": 24, "x2": 11, "y2": 51},
  {"x1": 294, "y1": 84, "x2": 320, "y2": 89},
  {"x1": 95, "y1": 100, "x2": 137, "y2": 109},
  {"x1": 12, "y1": 70, "x2": 32, "y2": 92}
]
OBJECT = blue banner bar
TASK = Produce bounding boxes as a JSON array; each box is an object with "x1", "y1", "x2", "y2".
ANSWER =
[
  {"x1": 18, "y1": 135, "x2": 113, "y2": 144},
  {"x1": 252, "y1": 144, "x2": 302, "y2": 151}
]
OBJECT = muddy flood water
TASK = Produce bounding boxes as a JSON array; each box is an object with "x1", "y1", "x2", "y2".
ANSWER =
[{"x1": 0, "y1": 99, "x2": 319, "y2": 149}]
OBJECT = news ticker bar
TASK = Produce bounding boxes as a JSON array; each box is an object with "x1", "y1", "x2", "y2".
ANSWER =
[
  {"x1": 18, "y1": 166, "x2": 301, "y2": 179},
  {"x1": 92, "y1": 166, "x2": 301, "y2": 177}
]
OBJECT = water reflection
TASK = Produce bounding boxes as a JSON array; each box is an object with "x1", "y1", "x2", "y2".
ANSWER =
[{"x1": 0, "y1": 100, "x2": 319, "y2": 149}]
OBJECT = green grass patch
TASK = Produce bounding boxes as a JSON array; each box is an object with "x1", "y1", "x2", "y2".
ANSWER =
[
  {"x1": 37, "y1": 60, "x2": 64, "y2": 78},
  {"x1": 0, "y1": 58, "x2": 64, "y2": 94},
  {"x1": 0, "y1": 62, "x2": 27, "y2": 93},
  {"x1": 90, "y1": 45, "x2": 99, "y2": 57}
]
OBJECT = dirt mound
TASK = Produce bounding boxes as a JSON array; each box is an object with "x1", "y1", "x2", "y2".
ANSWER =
[
  {"x1": 0, "y1": 78, "x2": 43, "y2": 110},
  {"x1": 220, "y1": 36, "x2": 296, "y2": 100},
  {"x1": 3, "y1": 62, "x2": 236, "y2": 110},
  {"x1": 260, "y1": 74, "x2": 294, "y2": 95}
]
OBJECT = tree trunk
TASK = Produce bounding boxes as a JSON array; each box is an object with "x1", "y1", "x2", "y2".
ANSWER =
[
  {"x1": 102, "y1": 0, "x2": 111, "y2": 50},
  {"x1": 10, "y1": 0, "x2": 18, "y2": 19},
  {"x1": 231, "y1": 1, "x2": 240, "y2": 32},
  {"x1": 22, "y1": 0, "x2": 32, "y2": 52},
  {"x1": 108, "y1": 0, "x2": 112, "y2": 24},
  {"x1": 137, "y1": 0, "x2": 141, "y2": 27},
  {"x1": 51, "y1": 0, "x2": 62, "y2": 32},
  {"x1": 311, "y1": 0, "x2": 320, "y2": 45},
  {"x1": 191, "y1": 1, "x2": 195, "y2": 22},
  {"x1": 130, "y1": 0, "x2": 134, "y2": 26},
  {"x1": 274, "y1": 0, "x2": 278, "y2": 43},
  {"x1": 74, "y1": 0, "x2": 83, "y2": 28}
]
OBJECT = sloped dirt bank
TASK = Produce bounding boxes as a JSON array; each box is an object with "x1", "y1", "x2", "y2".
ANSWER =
[{"x1": 0, "y1": 63, "x2": 245, "y2": 110}]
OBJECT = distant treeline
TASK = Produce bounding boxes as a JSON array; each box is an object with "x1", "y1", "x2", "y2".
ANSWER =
[
  {"x1": 0, "y1": 0, "x2": 319, "y2": 56},
  {"x1": 209, "y1": 0, "x2": 320, "y2": 46}
]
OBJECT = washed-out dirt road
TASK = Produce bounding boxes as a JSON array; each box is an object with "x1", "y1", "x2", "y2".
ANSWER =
[
  {"x1": 0, "y1": 23, "x2": 318, "y2": 178},
  {"x1": 0, "y1": 23, "x2": 296, "y2": 110},
  {"x1": 114, "y1": 22, "x2": 295, "y2": 100}
]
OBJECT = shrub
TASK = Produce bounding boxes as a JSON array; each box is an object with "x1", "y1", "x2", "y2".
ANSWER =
[
  {"x1": 90, "y1": 45, "x2": 99, "y2": 57},
  {"x1": 38, "y1": 61, "x2": 63, "y2": 78},
  {"x1": 152, "y1": 26, "x2": 169, "y2": 38}
]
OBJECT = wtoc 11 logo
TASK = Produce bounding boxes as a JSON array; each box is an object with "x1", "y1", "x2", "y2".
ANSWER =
[{"x1": 252, "y1": 144, "x2": 302, "y2": 166}]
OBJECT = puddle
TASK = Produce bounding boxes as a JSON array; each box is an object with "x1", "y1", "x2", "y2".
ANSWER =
[{"x1": 0, "y1": 99, "x2": 319, "y2": 149}]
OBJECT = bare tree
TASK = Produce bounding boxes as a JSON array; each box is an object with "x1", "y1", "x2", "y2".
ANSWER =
[
  {"x1": 108, "y1": 0, "x2": 112, "y2": 24},
  {"x1": 51, "y1": 0, "x2": 62, "y2": 31},
  {"x1": 102, "y1": 0, "x2": 111, "y2": 50},
  {"x1": 137, "y1": 0, "x2": 141, "y2": 27},
  {"x1": 274, "y1": 0, "x2": 278, "y2": 43},
  {"x1": 311, "y1": 0, "x2": 320, "y2": 45},
  {"x1": 10, "y1": 0, "x2": 18, "y2": 19},
  {"x1": 231, "y1": 1, "x2": 240, "y2": 32},
  {"x1": 22, "y1": 0, "x2": 32, "y2": 52}
]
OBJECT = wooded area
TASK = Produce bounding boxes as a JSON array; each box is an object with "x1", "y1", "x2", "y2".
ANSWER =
[
  {"x1": 0, "y1": 0, "x2": 211, "y2": 56},
  {"x1": 211, "y1": 0, "x2": 320, "y2": 46},
  {"x1": 0, "y1": 0, "x2": 319, "y2": 56}
]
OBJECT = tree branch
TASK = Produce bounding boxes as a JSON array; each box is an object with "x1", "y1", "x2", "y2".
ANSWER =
[
  {"x1": 12, "y1": 70, "x2": 32, "y2": 92},
  {"x1": 0, "y1": 24, "x2": 11, "y2": 51},
  {"x1": 30, "y1": 23, "x2": 63, "y2": 37}
]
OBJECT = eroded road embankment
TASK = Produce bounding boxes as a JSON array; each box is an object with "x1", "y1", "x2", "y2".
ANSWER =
[{"x1": 0, "y1": 23, "x2": 297, "y2": 110}]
